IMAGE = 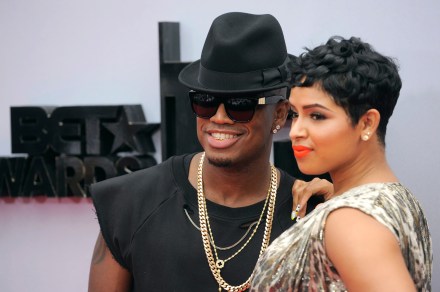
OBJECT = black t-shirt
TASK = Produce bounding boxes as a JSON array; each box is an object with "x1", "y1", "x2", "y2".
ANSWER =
[{"x1": 91, "y1": 153, "x2": 298, "y2": 291}]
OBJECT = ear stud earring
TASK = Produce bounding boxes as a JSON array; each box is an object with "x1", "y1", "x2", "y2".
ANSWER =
[
  {"x1": 362, "y1": 132, "x2": 371, "y2": 141},
  {"x1": 273, "y1": 125, "x2": 281, "y2": 134}
]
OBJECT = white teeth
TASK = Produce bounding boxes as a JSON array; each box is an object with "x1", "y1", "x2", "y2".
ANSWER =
[{"x1": 211, "y1": 133, "x2": 237, "y2": 140}]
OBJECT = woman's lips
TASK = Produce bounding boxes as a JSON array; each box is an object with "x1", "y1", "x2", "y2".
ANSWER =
[{"x1": 292, "y1": 145, "x2": 312, "y2": 158}]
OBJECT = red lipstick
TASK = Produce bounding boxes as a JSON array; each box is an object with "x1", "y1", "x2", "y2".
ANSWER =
[{"x1": 292, "y1": 145, "x2": 312, "y2": 158}]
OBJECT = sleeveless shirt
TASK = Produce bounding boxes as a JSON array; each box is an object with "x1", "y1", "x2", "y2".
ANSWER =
[{"x1": 92, "y1": 153, "x2": 307, "y2": 291}]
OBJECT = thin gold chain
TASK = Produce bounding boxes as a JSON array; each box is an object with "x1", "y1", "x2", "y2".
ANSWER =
[
  {"x1": 184, "y1": 208, "x2": 258, "y2": 250},
  {"x1": 203, "y1": 176, "x2": 270, "y2": 266},
  {"x1": 197, "y1": 152, "x2": 277, "y2": 292}
]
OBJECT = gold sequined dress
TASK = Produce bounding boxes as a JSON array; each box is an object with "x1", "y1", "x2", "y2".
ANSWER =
[{"x1": 250, "y1": 183, "x2": 432, "y2": 291}]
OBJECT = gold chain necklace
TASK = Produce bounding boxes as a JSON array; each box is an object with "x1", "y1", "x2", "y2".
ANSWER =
[
  {"x1": 204, "y1": 178, "x2": 269, "y2": 269},
  {"x1": 184, "y1": 207, "x2": 258, "y2": 250},
  {"x1": 197, "y1": 152, "x2": 277, "y2": 292}
]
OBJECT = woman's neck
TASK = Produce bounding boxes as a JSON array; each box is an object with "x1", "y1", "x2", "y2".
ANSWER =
[{"x1": 331, "y1": 148, "x2": 398, "y2": 196}]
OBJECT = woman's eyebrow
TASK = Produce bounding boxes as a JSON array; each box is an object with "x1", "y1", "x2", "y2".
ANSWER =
[{"x1": 303, "y1": 103, "x2": 333, "y2": 112}]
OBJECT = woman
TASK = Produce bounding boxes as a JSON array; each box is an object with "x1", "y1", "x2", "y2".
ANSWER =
[{"x1": 250, "y1": 36, "x2": 432, "y2": 291}]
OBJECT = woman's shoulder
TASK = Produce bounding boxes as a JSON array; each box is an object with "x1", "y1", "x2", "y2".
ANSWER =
[{"x1": 327, "y1": 182, "x2": 407, "y2": 211}]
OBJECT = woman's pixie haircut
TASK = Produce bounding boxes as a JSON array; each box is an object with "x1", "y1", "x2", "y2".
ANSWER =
[{"x1": 290, "y1": 36, "x2": 402, "y2": 145}]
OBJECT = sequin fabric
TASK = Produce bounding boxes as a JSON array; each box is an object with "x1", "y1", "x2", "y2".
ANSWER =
[{"x1": 250, "y1": 183, "x2": 432, "y2": 291}]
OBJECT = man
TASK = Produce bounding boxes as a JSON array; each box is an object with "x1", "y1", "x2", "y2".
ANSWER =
[{"x1": 88, "y1": 12, "x2": 332, "y2": 291}]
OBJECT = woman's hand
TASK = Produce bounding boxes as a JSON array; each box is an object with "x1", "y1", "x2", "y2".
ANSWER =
[{"x1": 291, "y1": 177, "x2": 334, "y2": 221}]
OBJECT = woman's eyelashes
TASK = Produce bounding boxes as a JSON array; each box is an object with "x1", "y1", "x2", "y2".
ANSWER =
[
  {"x1": 310, "y1": 112, "x2": 326, "y2": 120},
  {"x1": 290, "y1": 110, "x2": 299, "y2": 119},
  {"x1": 289, "y1": 109, "x2": 327, "y2": 121}
]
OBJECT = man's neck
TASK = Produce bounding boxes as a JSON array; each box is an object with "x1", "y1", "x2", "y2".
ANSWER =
[{"x1": 188, "y1": 152, "x2": 276, "y2": 208}]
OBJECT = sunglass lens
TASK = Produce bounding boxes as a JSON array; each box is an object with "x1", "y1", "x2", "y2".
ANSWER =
[
  {"x1": 225, "y1": 98, "x2": 256, "y2": 122},
  {"x1": 191, "y1": 93, "x2": 218, "y2": 118}
]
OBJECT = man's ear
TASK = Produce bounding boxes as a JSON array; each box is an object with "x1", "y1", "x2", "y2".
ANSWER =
[{"x1": 274, "y1": 100, "x2": 290, "y2": 128}]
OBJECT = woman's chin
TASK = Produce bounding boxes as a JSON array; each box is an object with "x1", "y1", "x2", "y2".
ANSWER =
[{"x1": 298, "y1": 166, "x2": 326, "y2": 176}]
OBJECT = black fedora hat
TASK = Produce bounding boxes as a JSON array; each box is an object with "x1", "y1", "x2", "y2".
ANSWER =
[{"x1": 178, "y1": 12, "x2": 292, "y2": 94}]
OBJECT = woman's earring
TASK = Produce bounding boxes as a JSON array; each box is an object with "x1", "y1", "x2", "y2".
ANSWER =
[
  {"x1": 273, "y1": 125, "x2": 281, "y2": 134},
  {"x1": 362, "y1": 132, "x2": 370, "y2": 141}
]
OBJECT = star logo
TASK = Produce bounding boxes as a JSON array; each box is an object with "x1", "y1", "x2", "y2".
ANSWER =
[{"x1": 102, "y1": 105, "x2": 159, "y2": 154}]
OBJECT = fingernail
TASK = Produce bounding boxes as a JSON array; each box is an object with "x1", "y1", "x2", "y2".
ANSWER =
[
  {"x1": 296, "y1": 216, "x2": 301, "y2": 222},
  {"x1": 295, "y1": 204, "x2": 301, "y2": 212},
  {"x1": 291, "y1": 210, "x2": 297, "y2": 220}
]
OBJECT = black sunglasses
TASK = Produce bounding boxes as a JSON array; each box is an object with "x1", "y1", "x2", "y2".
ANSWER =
[{"x1": 188, "y1": 88, "x2": 287, "y2": 123}]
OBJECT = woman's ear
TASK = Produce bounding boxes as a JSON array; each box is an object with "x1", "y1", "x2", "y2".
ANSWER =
[{"x1": 359, "y1": 109, "x2": 380, "y2": 141}]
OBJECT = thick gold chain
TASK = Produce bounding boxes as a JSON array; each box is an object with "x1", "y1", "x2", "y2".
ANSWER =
[
  {"x1": 197, "y1": 152, "x2": 277, "y2": 292},
  {"x1": 184, "y1": 207, "x2": 258, "y2": 251},
  {"x1": 204, "y1": 172, "x2": 270, "y2": 269}
]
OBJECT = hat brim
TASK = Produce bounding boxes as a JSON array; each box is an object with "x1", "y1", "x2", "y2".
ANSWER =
[{"x1": 178, "y1": 59, "x2": 290, "y2": 95}]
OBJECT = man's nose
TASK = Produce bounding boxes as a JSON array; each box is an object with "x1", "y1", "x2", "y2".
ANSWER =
[{"x1": 209, "y1": 103, "x2": 234, "y2": 124}]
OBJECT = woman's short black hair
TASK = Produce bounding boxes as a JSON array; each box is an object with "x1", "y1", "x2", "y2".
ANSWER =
[{"x1": 290, "y1": 36, "x2": 402, "y2": 145}]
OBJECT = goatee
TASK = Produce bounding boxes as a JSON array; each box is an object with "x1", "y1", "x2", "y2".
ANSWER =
[{"x1": 207, "y1": 157, "x2": 232, "y2": 168}]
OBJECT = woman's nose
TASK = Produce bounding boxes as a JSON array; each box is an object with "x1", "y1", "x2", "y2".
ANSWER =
[{"x1": 289, "y1": 117, "x2": 306, "y2": 140}]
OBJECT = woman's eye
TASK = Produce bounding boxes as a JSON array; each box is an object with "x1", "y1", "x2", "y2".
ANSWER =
[
  {"x1": 311, "y1": 112, "x2": 326, "y2": 120},
  {"x1": 290, "y1": 110, "x2": 299, "y2": 119}
]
